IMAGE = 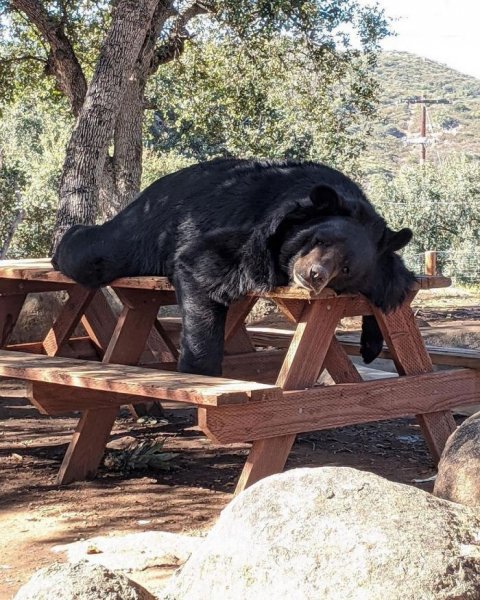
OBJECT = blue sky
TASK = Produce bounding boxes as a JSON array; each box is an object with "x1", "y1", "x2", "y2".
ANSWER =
[{"x1": 362, "y1": 0, "x2": 480, "y2": 79}]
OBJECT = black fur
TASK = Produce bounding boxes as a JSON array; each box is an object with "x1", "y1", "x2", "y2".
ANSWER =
[{"x1": 53, "y1": 158, "x2": 415, "y2": 375}]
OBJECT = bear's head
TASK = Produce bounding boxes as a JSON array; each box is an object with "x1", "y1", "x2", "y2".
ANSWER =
[
  {"x1": 52, "y1": 223, "x2": 130, "y2": 288},
  {"x1": 283, "y1": 217, "x2": 378, "y2": 295},
  {"x1": 277, "y1": 183, "x2": 414, "y2": 305}
]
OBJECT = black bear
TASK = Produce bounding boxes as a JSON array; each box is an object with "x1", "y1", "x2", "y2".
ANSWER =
[{"x1": 53, "y1": 158, "x2": 415, "y2": 376}]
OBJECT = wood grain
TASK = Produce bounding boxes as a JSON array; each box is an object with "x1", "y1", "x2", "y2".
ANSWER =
[
  {"x1": 0, "y1": 349, "x2": 281, "y2": 406},
  {"x1": 42, "y1": 286, "x2": 95, "y2": 356},
  {"x1": 200, "y1": 369, "x2": 478, "y2": 444},
  {"x1": 324, "y1": 337, "x2": 363, "y2": 384},
  {"x1": 0, "y1": 259, "x2": 451, "y2": 294},
  {"x1": 28, "y1": 381, "x2": 145, "y2": 415},
  {"x1": 229, "y1": 298, "x2": 346, "y2": 494},
  {"x1": 373, "y1": 302, "x2": 457, "y2": 462}
]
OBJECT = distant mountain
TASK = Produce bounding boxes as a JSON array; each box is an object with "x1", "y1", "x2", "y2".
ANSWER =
[{"x1": 363, "y1": 51, "x2": 480, "y2": 175}]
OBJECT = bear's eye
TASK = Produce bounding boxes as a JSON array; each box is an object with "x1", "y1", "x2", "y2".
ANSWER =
[{"x1": 342, "y1": 266, "x2": 350, "y2": 274}]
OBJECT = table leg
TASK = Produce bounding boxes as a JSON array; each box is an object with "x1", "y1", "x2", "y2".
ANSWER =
[
  {"x1": 235, "y1": 298, "x2": 347, "y2": 493},
  {"x1": 42, "y1": 286, "x2": 96, "y2": 356},
  {"x1": 57, "y1": 289, "x2": 163, "y2": 484},
  {"x1": 372, "y1": 303, "x2": 456, "y2": 462},
  {"x1": 0, "y1": 294, "x2": 27, "y2": 347},
  {"x1": 324, "y1": 337, "x2": 363, "y2": 384},
  {"x1": 224, "y1": 298, "x2": 258, "y2": 354},
  {"x1": 82, "y1": 289, "x2": 169, "y2": 417}
]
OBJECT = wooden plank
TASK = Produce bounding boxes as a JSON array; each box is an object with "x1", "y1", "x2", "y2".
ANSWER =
[
  {"x1": 373, "y1": 302, "x2": 457, "y2": 462},
  {"x1": 151, "y1": 319, "x2": 179, "y2": 360},
  {"x1": 42, "y1": 286, "x2": 95, "y2": 356},
  {"x1": 200, "y1": 369, "x2": 479, "y2": 444},
  {"x1": 324, "y1": 337, "x2": 363, "y2": 384},
  {"x1": 28, "y1": 381, "x2": 146, "y2": 415},
  {"x1": 84, "y1": 288, "x2": 165, "y2": 423},
  {"x1": 7, "y1": 336, "x2": 99, "y2": 359},
  {"x1": 0, "y1": 294, "x2": 26, "y2": 346},
  {"x1": 224, "y1": 298, "x2": 257, "y2": 354},
  {"x1": 0, "y1": 280, "x2": 75, "y2": 294},
  {"x1": 0, "y1": 350, "x2": 281, "y2": 406},
  {"x1": 246, "y1": 327, "x2": 480, "y2": 371},
  {"x1": 0, "y1": 259, "x2": 451, "y2": 293},
  {"x1": 227, "y1": 298, "x2": 346, "y2": 494},
  {"x1": 57, "y1": 407, "x2": 118, "y2": 483},
  {"x1": 103, "y1": 289, "x2": 163, "y2": 364},
  {"x1": 273, "y1": 299, "x2": 305, "y2": 323},
  {"x1": 81, "y1": 290, "x2": 118, "y2": 352},
  {"x1": 225, "y1": 298, "x2": 257, "y2": 341},
  {"x1": 338, "y1": 336, "x2": 480, "y2": 370},
  {"x1": 149, "y1": 348, "x2": 286, "y2": 384},
  {"x1": 57, "y1": 286, "x2": 215, "y2": 484},
  {"x1": 416, "y1": 275, "x2": 450, "y2": 289},
  {"x1": 276, "y1": 299, "x2": 347, "y2": 389}
]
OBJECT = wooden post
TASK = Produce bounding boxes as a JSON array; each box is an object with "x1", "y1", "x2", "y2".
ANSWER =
[
  {"x1": 425, "y1": 251, "x2": 437, "y2": 276},
  {"x1": 234, "y1": 298, "x2": 346, "y2": 493}
]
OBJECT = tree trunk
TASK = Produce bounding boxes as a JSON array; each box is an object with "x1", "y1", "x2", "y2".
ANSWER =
[
  {"x1": 97, "y1": 77, "x2": 145, "y2": 221},
  {"x1": 52, "y1": 0, "x2": 160, "y2": 249}
]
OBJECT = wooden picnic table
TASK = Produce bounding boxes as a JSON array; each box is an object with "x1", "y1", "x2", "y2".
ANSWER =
[{"x1": 0, "y1": 258, "x2": 475, "y2": 494}]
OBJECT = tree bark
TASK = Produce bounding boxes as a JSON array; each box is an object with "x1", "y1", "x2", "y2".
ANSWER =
[
  {"x1": 11, "y1": 1, "x2": 214, "y2": 245},
  {"x1": 52, "y1": 0, "x2": 161, "y2": 248}
]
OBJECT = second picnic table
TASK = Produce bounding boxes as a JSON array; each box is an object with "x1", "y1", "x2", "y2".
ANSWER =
[{"x1": 0, "y1": 258, "x2": 476, "y2": 494}]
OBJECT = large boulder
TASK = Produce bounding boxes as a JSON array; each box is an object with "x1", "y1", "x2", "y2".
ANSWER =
[
  {"x1": 163, "y1": 467, "x2": 480, "y2": 600},
  {"x1": 14, "y1": 561, "x2": 155, "y2": 600},
  {"x1": 434, "y1": 412, "x2": 480, "y2": 507}
]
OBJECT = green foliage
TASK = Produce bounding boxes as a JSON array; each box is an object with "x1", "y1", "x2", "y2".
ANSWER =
[
  {"x1": 141, "y1": 148, "x2": 195, "y2": 189},
  {"x1": 0, "y1": 94, "x2": 72, "y2": 257},
  {"x1": 367, "y1": 156, "x2": 480, "y2": 283},
  {"x1": 146, "y1": 37, "x2": 379, "y2": 173},
  {"x1": 0, "y1": 2, "x2": 109, "y2": 110}
]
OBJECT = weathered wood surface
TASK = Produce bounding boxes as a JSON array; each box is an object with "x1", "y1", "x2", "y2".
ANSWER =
[
  {"x1": 246, "y1": 326, "x2": 480, "y2": 370},
  {"x1": 42, "y1": 286, "x2": 96, "y2": 356},
  {"x1": 0, "y1": 258, "x2": 451, "y2": 294},
  {"x1": 200, "y1": 369, "x2": 479, "y2": 444},
  {"x1": 372, "y1": 304, "x2": 457, "y2": 462},
  {"x1": 227, "y1": 298, "x2": 348, "y2": 493},
  {"x1": 6, "y1": 336, "x2": 98, "y2": 359},
  {"x1": 0, "y1": 349, "x2": 281, "y2": 407},
  {"x1": 28, "y1": 381, "x2": 145, "y2": 415}
]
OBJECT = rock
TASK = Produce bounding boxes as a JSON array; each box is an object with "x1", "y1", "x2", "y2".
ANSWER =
[
  {"x1": 434, "y1": 412, "x2": 480, "y2": 507},
  {"x1": 163, "y1": 467, "x2": 480, "y2": 600},
  {"x1": 14, "y1": 561, "x2": 155, "y2": 600},
  {"x1": 52, "y1": 531, "x2": 202, "y2": 572},
  {"x1": 10, "y1": 292, "x2": 66, "y2": 344}
]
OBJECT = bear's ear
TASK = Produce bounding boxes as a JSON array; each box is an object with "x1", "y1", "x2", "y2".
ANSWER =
[
  {"x1": 378, "y1": 227, "x2": 413, "y2": 254},
  {"x1": 309, "y1": 185, "x2": 349, "y2": 215}
]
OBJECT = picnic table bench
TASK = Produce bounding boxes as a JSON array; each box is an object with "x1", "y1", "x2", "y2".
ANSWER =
[{"x1": 0, "y1": 258, "x2": 477, "y2": 493}]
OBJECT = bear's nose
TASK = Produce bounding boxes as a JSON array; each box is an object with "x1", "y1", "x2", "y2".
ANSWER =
[{"x1": 309, "y1": 264, "x2": 329, "y2": 285}]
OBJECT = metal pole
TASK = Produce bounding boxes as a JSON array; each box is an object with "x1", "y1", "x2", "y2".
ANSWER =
[{"x1": 420, "y1": 102, "x2": 427, "y2": 163}]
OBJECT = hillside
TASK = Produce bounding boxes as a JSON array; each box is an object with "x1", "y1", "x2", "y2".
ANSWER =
[{"x1": 363, "y1": 51, "x2": 480, "y2": 175}]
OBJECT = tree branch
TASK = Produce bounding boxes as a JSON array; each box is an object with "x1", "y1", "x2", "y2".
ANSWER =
[
  {"x1": 10, "y1": 0, "x2": 87, "y2": 115},
  {"x1": 149, "y1": 1, "x2": 215, "y2": 72},
  {"x1": 0, "y1": 53, "x2": 47, "y2": 65}
]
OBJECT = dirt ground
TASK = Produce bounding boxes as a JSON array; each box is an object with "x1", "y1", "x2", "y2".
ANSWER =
[{"x1": 1, "y1": 288, "x2": 479, "y2": 599}]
